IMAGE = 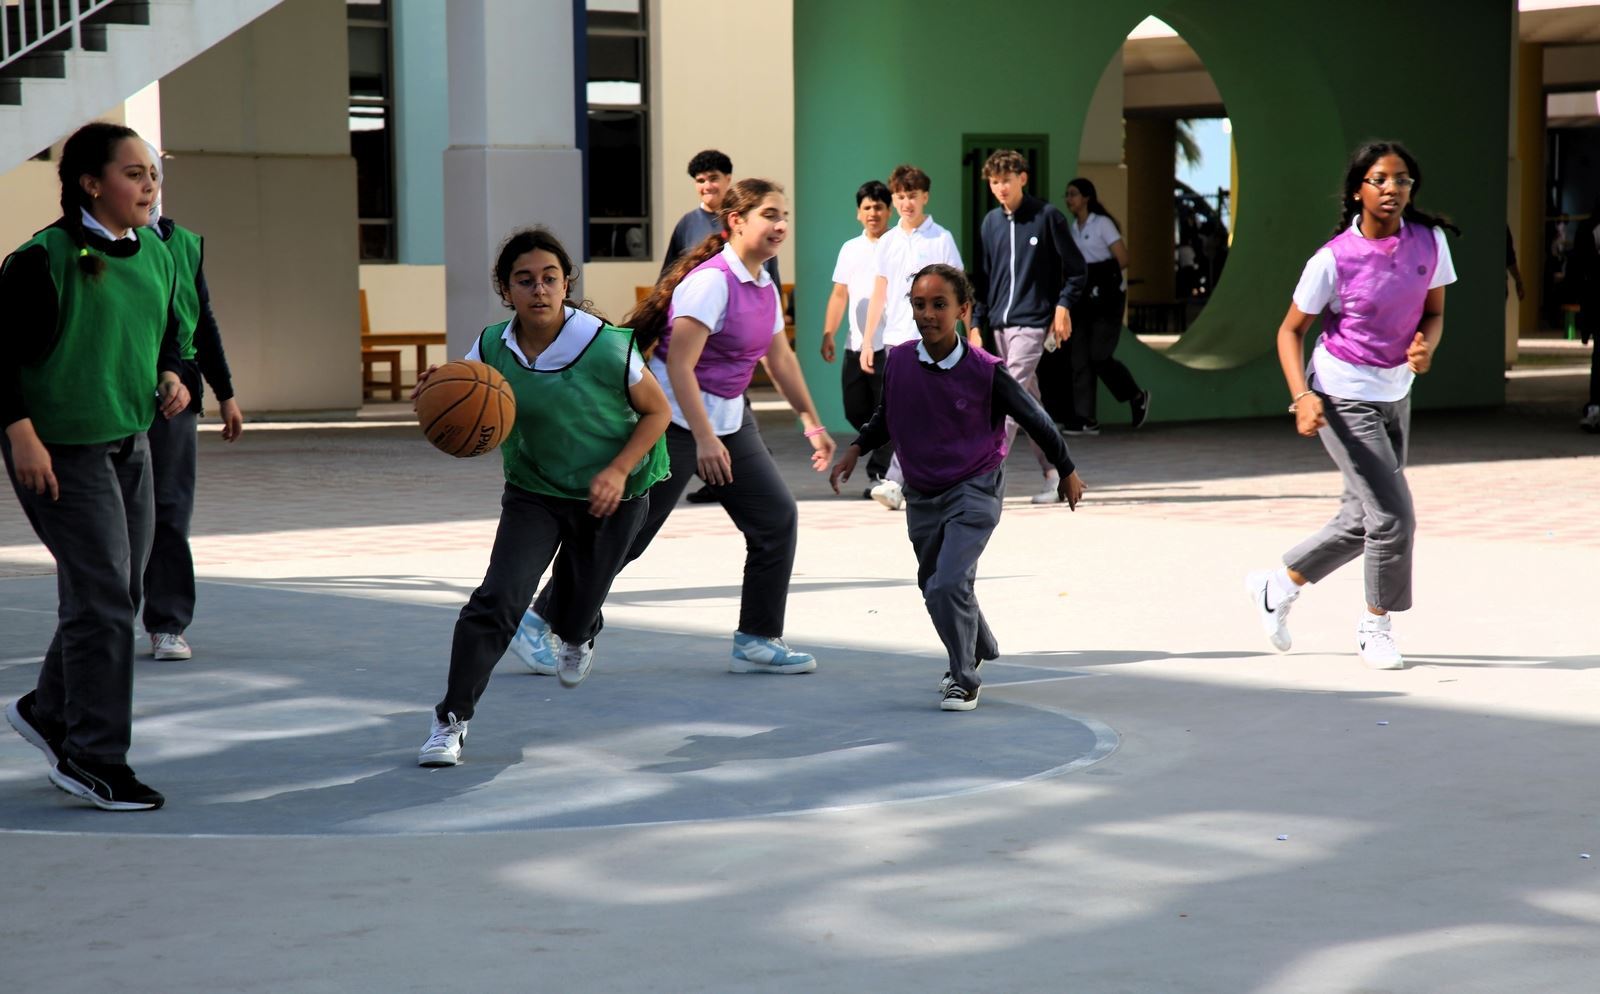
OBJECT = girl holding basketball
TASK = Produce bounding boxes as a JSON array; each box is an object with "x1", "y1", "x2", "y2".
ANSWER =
[
  {"x1": 1245, "y1": 140, "x2": 1456, "y2": 670},
  {"x1": 416, "y1": 227, "x2": 671, "y2": 767},
  {"x1": 521, "y1": 178, "x2": 836, "y2": 675},
  {"x1": 2, "y1": 123, "x2": 189, "y2": 809},
  {"x1": 829, "y1": 264, "x2": 1083, "y2": 711}
]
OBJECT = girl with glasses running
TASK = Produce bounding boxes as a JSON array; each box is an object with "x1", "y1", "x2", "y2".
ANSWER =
[{"x1": 1246, "y1": 140, "x2": 1458, "y2": 670}]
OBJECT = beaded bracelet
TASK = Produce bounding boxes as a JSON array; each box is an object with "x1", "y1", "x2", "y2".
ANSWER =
[{"x1": 803, "y1": 426, "x2": 827, "y2": 438}]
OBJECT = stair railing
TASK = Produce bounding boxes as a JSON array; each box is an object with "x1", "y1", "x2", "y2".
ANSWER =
[{"x1": 1, "y1": 0, "x2": 119, "y2": 74}]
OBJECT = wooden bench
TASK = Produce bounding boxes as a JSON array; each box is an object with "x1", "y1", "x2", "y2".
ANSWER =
[
  {"x1": 362, "y1": 348, "x2": 402, "y2": 402},
  {"x1": 358, "y1": 289, "x2": 447, "y2": 401}
]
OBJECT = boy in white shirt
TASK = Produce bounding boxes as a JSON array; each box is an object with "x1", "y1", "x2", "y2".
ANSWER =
[
  {"x1": 859, "y1": 164, "x2": 964, "y2": 509},
  {"x1": 820, "y1": 180, "x2": 893, "y2": 490}
]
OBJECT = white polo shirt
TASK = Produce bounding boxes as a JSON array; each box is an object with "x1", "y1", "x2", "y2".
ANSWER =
[
  {"x1": 1068, "y1": 213, "x2": 1121, "y2": 264},
  {"x1": 831, "y1": 232, "x2": 884, "y2": 352},
  {"x1": 875, "y1": 216, "x2": 963, "y2": 348},
  {"x1": 651, "y1": 243, "x2": 785, "y2": 434}
]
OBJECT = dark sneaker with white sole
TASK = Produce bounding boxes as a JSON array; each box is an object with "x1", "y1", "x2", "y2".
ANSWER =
[
  {"x1": 939, "y1": 659, "x2": 984, "y2": 694},
  {"x1": 940, "y1": 685, "x2": 980, "y2": 711},
  {"x1": 1130, "y1": 389, "x2": 1152, "y2": 429},
  {"x1": 49, "y1": 757, "x2": 165, "y2": 811},
  {"x1": 6, "y1": 691, "x2": 64, "y2": 768}
]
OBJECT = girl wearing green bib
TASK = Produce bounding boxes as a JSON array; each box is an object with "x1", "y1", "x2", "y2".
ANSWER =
[
  {"x1": 2, "y1": 124, "x2": 189, "y2": 811},
  {"x1": 142, "y1": 148, "x2": 244, "y2": 663},
  {"x1": 418, "y1": 228, "x2": 671, "y2": 768}
]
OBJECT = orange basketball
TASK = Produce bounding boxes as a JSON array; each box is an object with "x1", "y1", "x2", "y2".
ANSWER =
[{"x1": 414, "y1": 360, "x2": 516, "y2": 458}]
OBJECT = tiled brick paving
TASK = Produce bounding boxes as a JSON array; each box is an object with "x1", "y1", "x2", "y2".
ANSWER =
[{"x1": 2, "y1": 392, "x2": 1596, "y2": 577}]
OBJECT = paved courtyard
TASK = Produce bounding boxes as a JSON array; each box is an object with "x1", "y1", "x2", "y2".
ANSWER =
[{"x1": 1, "y1": 366, "x2": 1597, "y2": 992}]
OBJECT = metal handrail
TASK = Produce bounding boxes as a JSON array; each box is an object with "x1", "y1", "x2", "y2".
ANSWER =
[{"x1": 1, "y1": 0, "x2": 119, "y2": 74}]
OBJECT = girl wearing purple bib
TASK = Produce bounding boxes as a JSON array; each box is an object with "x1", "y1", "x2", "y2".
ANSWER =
[
  {"x1": 521, "y1": 179, "x2": 837, "y2": 675},
  {"x1": 1247, "y1": 141, "x2": 1458, "y2": 670},
  {"x1": 831, "y1": 265, "x2": 1085, "y2": 711}
]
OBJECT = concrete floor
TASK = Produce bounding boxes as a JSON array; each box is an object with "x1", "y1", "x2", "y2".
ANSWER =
[{"x1": 1, "y1": 366, "x2": 1597, "y2": 993}]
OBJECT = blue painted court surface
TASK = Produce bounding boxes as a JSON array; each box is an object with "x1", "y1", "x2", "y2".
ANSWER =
[{"x1": 0, "y1": 576, "x2": 1114, "y2": 837}]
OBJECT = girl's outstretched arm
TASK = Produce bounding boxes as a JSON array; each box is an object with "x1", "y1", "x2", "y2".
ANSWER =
[
  {"x1": 1275, "y1": 303, "x2": 1322, "y2": 437},
  {"x1": 762, "y1": 329, "x2": 836, "y2": 471}
]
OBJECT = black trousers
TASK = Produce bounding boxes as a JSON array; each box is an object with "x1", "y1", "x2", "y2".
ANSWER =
[
  {"x1": 841, "y1": 349, "x2": 892, "y2": 480},
  {"x1": 536, "y1": 407, "x2": 797, "y2": 639},
  {"x1": 3, "y1": 432, "x2": 153, "y2": 764},
  {"x1": 1066, "y1": 285, "x2": 1140, "y2": 424},
  {"x1": 437, "y1": 486, "x2": 648, "y2": 722},
  {"x1": 142, "y1": 407, "x2": 198, "y2": 634}
]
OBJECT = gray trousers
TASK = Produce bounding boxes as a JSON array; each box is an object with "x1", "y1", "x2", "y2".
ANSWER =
[
  {"x1": 536, "y1": 408, "x2": 798, "y2": 638},
  {"x1": 438, "y1": 485, "x2": 649, "y2": 722},
  {"x1": 994, "y1": 326, "x2": 1054, "y2": 473},
  {"x1": 3, "y1": 433, "x2": 154, "y2": 764},
  {"x1": 1284, "y1": 392, "x2": 1416, "y2": 612},
  {"x1": 905, "y1": 469, "x2": 1004, "y2": 693},
  {"x1": 143, "y1": 407, "x2": 198, "y2": 635}
]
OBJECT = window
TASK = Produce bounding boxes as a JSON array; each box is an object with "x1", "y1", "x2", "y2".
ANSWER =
[
  {"x1": 586, "y1": 0, "x2": 649, "y2": 260},
  {"x1": 348, "y1": 0, "x2": 395, "y2": 261}
]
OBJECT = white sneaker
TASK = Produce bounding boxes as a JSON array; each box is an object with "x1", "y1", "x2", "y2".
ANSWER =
[
  {"x1": 557, "y1": 639, "x2": 594, "y2": 689},
  {"x1": 869, "y1": 479, "x2": 904, "y2": 511},
  {"x1": 1245, "y1": 569, "x2": 1298, "y2": 652},
  {"x1": 150, "y1": 632, "x2": 192, "y2": 661},
  {"x1": 1356, "y1": 615, "x2": 1404, "y2": 670},
  {"x1": 418, "y1": 712, "x2": 468, "y2": 767},
  {"x1": 730, "y1": 632, "x2": 817, "y2": 674},
  {"x1": 1031, "y1": 471, "x2": 1062, "y2": 505},
  {"x1": 1581, "y1": 403, "x2": 1600, "y2": 434},
  {"x1": 506, "y1": 608, "x2": 559, "y2": 675}
]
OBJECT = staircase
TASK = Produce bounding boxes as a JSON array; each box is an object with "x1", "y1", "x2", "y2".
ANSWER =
[{"x1": 0, "y1": 0, "x2": 287, "y2": 171}]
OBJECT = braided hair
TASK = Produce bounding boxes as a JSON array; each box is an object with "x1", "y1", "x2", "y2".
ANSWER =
[{"x1": 57, "y1": 122, "x2": 141, "y2": 278}]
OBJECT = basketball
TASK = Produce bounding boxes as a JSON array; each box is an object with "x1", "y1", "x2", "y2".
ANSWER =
[{"x1": 414, "y1": 360, "x2": 516, "y2": 458}]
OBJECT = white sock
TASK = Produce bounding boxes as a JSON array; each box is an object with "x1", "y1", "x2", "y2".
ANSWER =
[
  {"x1": 1269, "y1": 567, "x2": 1301, "y2": 603},
  {"x1": 1359, "y1": 612, "x2": 1391, "y2": 630}
]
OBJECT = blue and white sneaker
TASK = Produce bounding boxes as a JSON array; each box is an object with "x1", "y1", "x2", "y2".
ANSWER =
[
  {"x1": 506, "y1": 608, "x2": 560, "y2": 675},
  {"x1": 730, "y1": 632, "x2": 817, "y2": 674}
]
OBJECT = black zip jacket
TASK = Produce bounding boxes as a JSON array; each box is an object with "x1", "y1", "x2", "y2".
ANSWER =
[{"x1": 970, "y1": 195, "x2": 1086, "y2": 331}]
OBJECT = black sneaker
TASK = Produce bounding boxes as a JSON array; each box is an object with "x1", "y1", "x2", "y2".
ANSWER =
[
  {"x1": 1130, "y1": 390, "x2": 1152, "y2": 429},
  {"x1": 6, "y1": 691, "x2": 64, "y2": 767},
  {"x1": 938, "y1": 659, "x2": 983, "y2": 694},
  {"x1": 940, "y1": 684, "x2": 980, "y2": 712},
  {"x1": 685, "y1": 484, "x2": 721, "y2": 504},
  {"x1": 49, "y1": 757, "x2": 165, "y2": 811}
]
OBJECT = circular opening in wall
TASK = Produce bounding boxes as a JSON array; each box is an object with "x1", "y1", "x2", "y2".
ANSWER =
[{"x1": 1075, "y1": 18, "x2": 1236, "y2": 369}]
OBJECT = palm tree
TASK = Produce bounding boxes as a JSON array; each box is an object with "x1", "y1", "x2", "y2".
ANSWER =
[{"x1": 1176, "y1": 119, "x2": 1202, "y2": 170}]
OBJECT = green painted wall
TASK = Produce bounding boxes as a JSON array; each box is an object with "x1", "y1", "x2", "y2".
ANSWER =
[{"x1": 794, "y1": 0, "x2": 1510, "y2": 427}]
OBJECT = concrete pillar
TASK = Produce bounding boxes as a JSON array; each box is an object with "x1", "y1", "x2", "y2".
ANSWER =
[
  {"x1": 1125, "y1": 117, "x2": 1176, "y2": 305},
  {"x1": 1075, "y1": 52, "x2": 1127, "y2": 227},
  {"x1": 444, "y1": 0, "x2": 584, "y2": 359},
  {"x1": 158, "y1": 0, "x2": 360, "y2": 415}
]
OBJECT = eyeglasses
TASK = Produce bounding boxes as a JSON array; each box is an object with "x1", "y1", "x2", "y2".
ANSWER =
[
  {"x1": 1362, "y1": 176, "x2": 1415, "y2": 191},
  {"x1": 512, "y1": 275, "x2": 564, "y2": 293}
]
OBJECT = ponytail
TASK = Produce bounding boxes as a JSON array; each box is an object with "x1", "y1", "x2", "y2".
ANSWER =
[
  {"x1": 57, "y1": 122, "x2": 141, "y2": 279},
  {"x1": 627, "y1": 231, "x2": 725, "y2": 351},
  {"x1": 626, "y1": 177, "x2": 785, "y2": 351}
]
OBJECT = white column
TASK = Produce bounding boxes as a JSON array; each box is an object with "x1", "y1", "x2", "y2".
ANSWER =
[
  {"x1": 159, "y1": 0, "x2": 360, "y2": 414},
  {"x1": 445, "y1": 0, "x2": 585, "y2": 357}
]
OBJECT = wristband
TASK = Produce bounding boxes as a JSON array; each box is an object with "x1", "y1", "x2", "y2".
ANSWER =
[{"x1": 803, "y1": 426, "x2": 827, "y2": 438}]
